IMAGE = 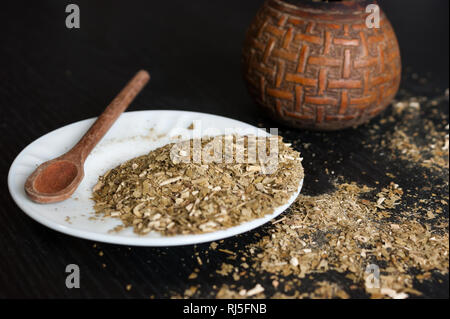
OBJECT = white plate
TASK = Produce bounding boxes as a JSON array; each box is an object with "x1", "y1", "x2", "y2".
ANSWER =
[{"x1": 8, "y1": 110, "x2": 303, "y2": 246}]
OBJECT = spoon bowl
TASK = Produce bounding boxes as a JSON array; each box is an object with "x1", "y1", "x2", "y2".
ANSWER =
[{"x1": 25, "y1": 157, "x2": 84, "y2": 203}]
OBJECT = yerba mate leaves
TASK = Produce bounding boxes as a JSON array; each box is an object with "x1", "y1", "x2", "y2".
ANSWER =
[{"x1": 92, "y1": 135, "x2": 304, "y2": 236}]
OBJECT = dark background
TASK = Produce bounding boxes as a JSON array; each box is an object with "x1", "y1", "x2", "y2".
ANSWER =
[{"x1": 0, "y1": 0, "x2": 448, "y2": 298}]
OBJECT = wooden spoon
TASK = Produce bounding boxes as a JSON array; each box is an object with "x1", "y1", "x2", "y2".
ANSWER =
[{"x1": 25, "y1": 70, "x2": 150, "y2": 203}]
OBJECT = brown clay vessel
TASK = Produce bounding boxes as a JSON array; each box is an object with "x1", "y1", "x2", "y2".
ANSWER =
[{"x1": 242, "y1": 0, "x2": 401, "y2": 130}]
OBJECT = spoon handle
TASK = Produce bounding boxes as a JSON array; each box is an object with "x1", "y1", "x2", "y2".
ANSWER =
[{"x1": 68, "y1": 70, "x2": 150, "y2": 162}]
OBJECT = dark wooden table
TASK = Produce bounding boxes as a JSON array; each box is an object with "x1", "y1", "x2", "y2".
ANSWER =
[{"x1": 0, "y1": 0, "x2": 448, "y2": 298}]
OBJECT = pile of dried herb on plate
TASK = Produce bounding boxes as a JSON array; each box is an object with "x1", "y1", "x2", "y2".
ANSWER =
[{"x1": 92, "y1": 135, "x2": 304, "y2": 236}]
